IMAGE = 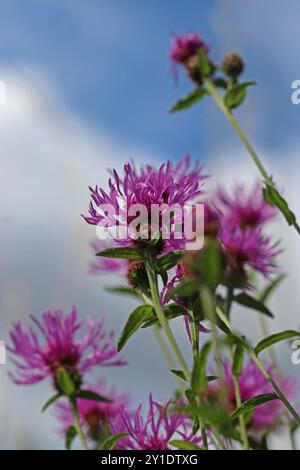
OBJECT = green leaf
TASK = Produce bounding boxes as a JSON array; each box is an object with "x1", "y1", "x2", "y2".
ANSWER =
[
  {"x1": 198, "y1": 48, "x2": 212, "y2": 77},
  {"x1": 231, "y1": 393, "x2": 279, "y2": 420},
  {"x1": 191, "y1": 341, "x2": 212, "y2": 394},
  {"x1": 170, "y1": 440, "x2": 201, "y2": 450},
  {"x1": 224, "y1": 81, "x2": 256, "y2": 109},
  {"x1": 96, "y1": 247, "x2": 142, "y2": 260},
  {"x1": 170, "y1": 88, "x2": 207, "y2": 113},
  {"x1": 212, "y1": 78, "x2": 228, "y2": 89},
  {"x1": 77, "y1": 390, "x2": 112, "y2": 403},
  {"x1": 255, "y1": 330, "x2": 300, "y2": 355},
  {"x1": 157, "y1": 252, "x2": 183, "y2": 273},
  {"x1": 170, "y1": 369, "x2": 187, "y2": 381},
  {"x1": 234, "y1": 293, "x2": 273, "y2": 317},
  {"x1": 100, "y1": 433, "x2": 128, "y2": 451},
  {"x1": 200, "y1": 241, "x2": 221, "y2": 289},
  {"x1": 41, "y1": 393, "x2": 62, "y2": 413},
  {"x1": 57, "y1": 370, "x2": 76, "y2": 397},
  {"x1": 142, "y1": 303, "x2": 184, "y2": 328},
  {"x1": 104, "y1": 286, "x2": 139, "y2": 298},
  {"x1": 259, "y1": 274, "x2": 286, "y2": 304},
  {"x1": 117, "y1": 305, "x2": 154, "y2": 351},
  {"x1": 263, "y1": 184, "x2": 300, "y2": 230},
  {"x1": 65, "y1": 425, "x2": 77, "y2": 450},
  {"x1": 232, "y1": 344, "x2": 244, "y2": 376}
]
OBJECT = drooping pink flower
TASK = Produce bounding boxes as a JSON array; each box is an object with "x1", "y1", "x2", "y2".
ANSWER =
[
  {"x1": 83, "y1": 155, "x2": 206, "y2": 250},
  {"x1": 109, "y1": 394, "x2": 204, "y2": 450},
  {"x1": 209, "y1": 359, "x2": 296, "y2": 433},
  {"x1": 170, "y1": 33, "x2": 210, "y2": 66},
  {"x1": 89, "y1": 239, "x2": 128, "y2": 276},
  {"x1": 8, "y1": 307, "x2": 125, "y2": 386},
  {"x1": 219, "y1": 224, "x2": 281, "y2": 277},
  {"x1": 55, "y1": 380, "x2": 130, "y2": 441},
  {"x1": 216, "y1": 183, "x2": 277, "y2": 230}
]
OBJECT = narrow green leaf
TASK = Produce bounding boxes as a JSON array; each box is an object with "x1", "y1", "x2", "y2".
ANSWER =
[
  {"x1": 117, "y1": 305, "x2": 154, "y2": 351},
  {"x1": 170, "y1": 88, "x2": 207, "y2": 113},
  {"x1": 65, "y1": 425, "x2": 77, "y2": 450},
  {"x1": 170, "y1": 440, "x2": 201, "y2": 450},
  {"x1": 77, "y1": 390, "x2": 112, "y2": 403},
  {"x1": 96, "y1": 247, "x2": 142, "y2": 260},
  {"x1": 170, "y1": 369, "x2": 187, "y2": 381},
  {"x1": 255, "y1": 330, "x2": 300, "y2": 355},
  {"x1": 234, "y1": 293, "x2": 273, "y2": 317},
  {"x1": 263, "y1": 184, "x2": 300, "y2": 230},
  {"x1": 198, "y1": 48, "x2": 212, "y2": 77},
  {"x1": 157, "y1": 252, "x2": 183, "y2": 272},
  {"x1": 142, "y1": 303, "x2": 184, "y2": 328},
  {"x1": 57, "y1": 370, "x2": 76, "y2": 397},
  {"x1": 259, "y1": 274, "x2": 286, "y2": 304},
  {"x1": 168, "y1": 280, "x2": 198, "y2": 300},
  {"x1": 104, "y1": 286, "x2": 139, "y2": 298},
  {"x1": 224, "y1": 81, "x2": 256, "y2": 109},
  {"x1": 231, "y1": 393, "x2": 279, "y2": 420},
  {"x1": 232, "y1": 345, "x2": 244, "y2": 377},
  {"x1": 41, "y1": 393, "x2": 62, "y2": 413},
  {"x1": 100, "y1": 433, "x2": 128, "y2": 450},
  {"x1": 191, "y1": 341, "x2": 212, "y2": 394}
]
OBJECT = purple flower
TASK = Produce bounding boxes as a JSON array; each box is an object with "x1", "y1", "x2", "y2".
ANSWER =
[
  {"x1": 89, "y1": 239, "x2": 128, "y2": 276},
  {"x1": 209, "y1": 359, "x2": 296, "y2": 433},
  {"x1": 216, "y1": 183, "x2": 277, "y2": 230},
  {"x1": 170, "y1": 33, "x2": 210, "y2": 66},
  {"x1": 55, "y1": 380, "x2": 130, "y2": 441},
  {"x1": 110, "y1": 394, "x2": 204, "y2": 450},
  {"x1": 8, "y1": 307, "x2": 125, "y2": 386},
  {"x1": 219, "y1": 225, "x2": 281, "y2": 277},
  {"x1": 83, "y1": 155, "x2": 206, "y2": 250}
]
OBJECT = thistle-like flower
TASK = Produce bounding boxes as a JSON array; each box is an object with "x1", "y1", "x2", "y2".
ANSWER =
[
  {"x1": 109, "y1": 394, "x2": 204, "y2": 450},
  {"x1": 8, "y1": 307, "x2": 125, "y2": 387}
]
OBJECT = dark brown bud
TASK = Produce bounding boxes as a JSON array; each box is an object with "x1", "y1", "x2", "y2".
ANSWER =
[
  {"x1": 222, "y1": 52, "x2": 244, "y2": 78},
  {"x1": 185, "y1": 54, "x2": 215, "y2": 85},
  {"x1": 127, "y1": 260, "x2": 148, "y2": 289}
]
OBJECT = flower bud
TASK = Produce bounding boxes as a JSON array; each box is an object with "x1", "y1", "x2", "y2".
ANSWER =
[
  {"x1": 222, "y1": 52, "x2": 244, "y2": 78},
  {"x1": 127, "y1": 260, "x2": 148, "y2": 289}
]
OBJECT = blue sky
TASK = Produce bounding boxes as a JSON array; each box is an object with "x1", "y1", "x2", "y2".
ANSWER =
[{"x1": 1, "y1": 0, "x2": 299, "y2": 162}]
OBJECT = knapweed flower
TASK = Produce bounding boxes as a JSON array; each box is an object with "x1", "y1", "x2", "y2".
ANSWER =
[
  {"x1": 208, "y1": 359, "x2": 296, "y2": 434},
  {"x1": 219, "y1": 225, "x2": 281, "y2": 277},
  {"x1": 83, "y1": 155, "x2": 206, "y2": 251},
  {"x1": 89, "y1": 239, "x2": 128, "y2": 276},
  {"x1": 216, "y1": 183, "x2": 276, "y2": 230},
  {"x1": 8, "y1": 307, "x2": 125, "y2": 387},
  {"x1": 110, "y1": 394, "x2": 204, "y2": 450},
  {"x1": 170, "y1": 32, "x2": 209, "y2": 67},
  {"x1": 56, "y1": 380, "x2": 130, "y2": 442}
]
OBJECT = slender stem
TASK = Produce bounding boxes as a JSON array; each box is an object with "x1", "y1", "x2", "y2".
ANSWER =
[
  {"x1": 144, "y1": 254, "x2": 191, "y2": 381},
  {"x1": 203, "y1": 78, "x2": 300, "y2": 235},
  {"x1": 230, "y1": 352, "x2": 249, "y2": 450},
  {"x1": 189, "y1": 316, "x2": 208, "y2": 450},
  {"x1": 69, "y1": 397, "x2": 89, "y2": 450},
  {"x1": 216, "y1": 306, "x2": 300, "y2": 426}
]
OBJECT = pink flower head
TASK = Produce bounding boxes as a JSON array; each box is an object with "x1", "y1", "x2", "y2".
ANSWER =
[
  {"x1": 170, "y1": 32, "x2": 210, "y2": 66},
  {"x1": 219, "y1": 224, "x2": 281, "y2": 277},
  {"x1": 83, "y1": 155, "x2": 206, "y2": 250},
  {"x1": 110, "y1": 394, "x2": 204, "y2": 450},
  {"x1": 55, "y1": 380, "x2": 130, "y2": 440},
  {"x1": 216, "y1": 183, "x2": 277, "y2": 230},
  {"x1": 8, "y1": 307, "x2": 125, "y2": 386},
  {"x1": 89, "y1": 239, "x2": 128, "y2": 276},
  {"x1": 210, "y1": 359, "x2": 296, "y2": 433}
]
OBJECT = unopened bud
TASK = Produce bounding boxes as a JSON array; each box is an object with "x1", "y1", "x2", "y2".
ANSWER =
[{"x1": 222, "y1": 52, "x2": 244, "y2": 78}]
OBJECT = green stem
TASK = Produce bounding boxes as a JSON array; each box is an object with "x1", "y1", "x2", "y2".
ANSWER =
[
  {"x1": 144, "y1": 253, "x2": 191, "y2": 382},
  {"x1": 203, "y1": 78, "x2": 300, "y2": 235},
  {"x1": 69, "y1": 397, "x2": 89, "y2": 450},
  {"x1": 230, "y1": 352, "x2": 249, "y2": 450},
  {"x1": 216, "y1": 306, "x2": 300, "y2": 426}
]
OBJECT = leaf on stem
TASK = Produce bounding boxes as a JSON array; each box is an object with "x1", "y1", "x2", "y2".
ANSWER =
[
  {"x1": 234, "y1": 293, "x2": 274, "y2": 317},
  {"x1": 231, "y1": 393, "x2": 279, "y2": 420},
  {"x1": 96, "y1": 247, "x2": 142, "y2": 260},
  {"x1": 65, "y1": 425, "x2": 77, "y2": 450},
  {"x1": 117, "y1": 305, "x2": 154, "y2": 351},
  {"x1": 77, "y1": 390, "x2": 112, "y2": 403},
  {"x1": 100, "y1": 433, "x2": 129, "y2": 450},
  {"x1": 170, "y1": 440, "x2": 201, "y2": 450},
  {"x1": 191, "y1": 341, "x2": 212, "y2": 394},
  {"x1": 142, "y1": 303, "x2": 184, "y2": 328},
  {"x1": 41, "y1": 393, "x2": 62, "y2": 413},
  {"x1": 224, "y1": 81, "x2": 256, "y2": 109},
  {"x1": 255, "y1": 330, "x2": 300, "y2": 355},
  {"x1": 232, "y1": 344, "x2": 244, "y2": 377},
  {"x1": 259, "y1": 274, "x2": 286, "y2": 304},
  {"x1": 170, "y1": 88, "x2": 207, "y2": 113},
  {"x1": 263, "y1": 183, "x2": 300, "y2": 232}
]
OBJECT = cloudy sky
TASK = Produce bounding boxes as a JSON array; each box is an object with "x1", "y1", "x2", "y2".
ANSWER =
[{"x1": 0, "y1": 0, "x2": 300, "y2": 449}]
